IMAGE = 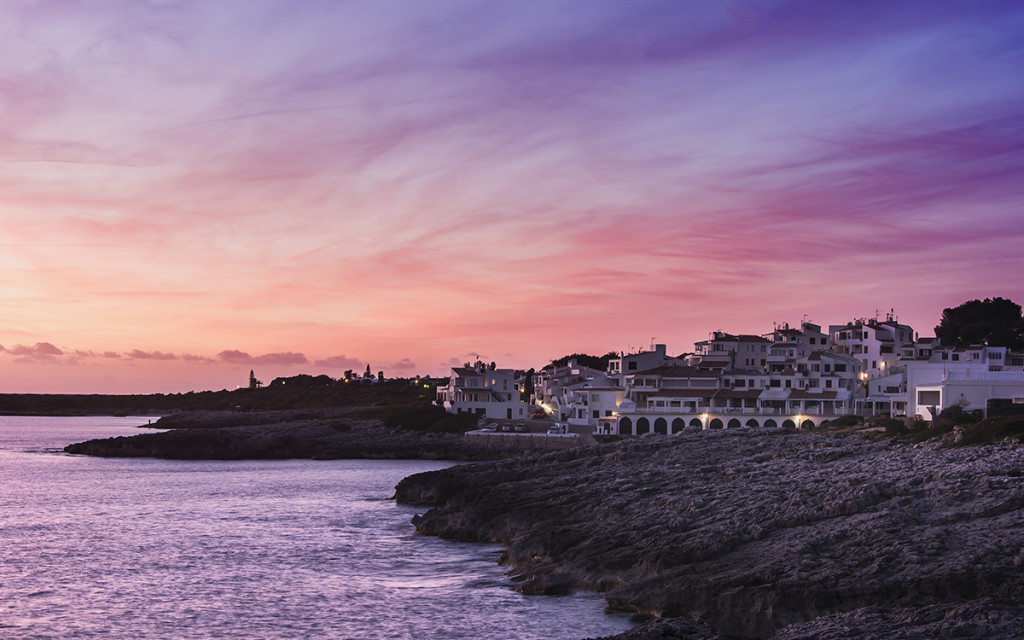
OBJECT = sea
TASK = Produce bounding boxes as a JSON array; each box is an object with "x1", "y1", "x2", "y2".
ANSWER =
[{"x1": 0, "y1": 416, "x2": 634, "y2": 640}]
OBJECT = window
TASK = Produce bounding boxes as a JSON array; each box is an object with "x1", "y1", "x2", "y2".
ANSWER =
[
  {"x1": 918, "y1": 390, "x2": 941, "y2": 405},
  {"x1": 826, "y1": 379, "x2": 833, "y2": 388},
  {"x1": 785, "y1": 380, "x2": 792, "y2": 388},
  {"x1": 952, "y1": 354, "x2": 960, "y2": 361},
  {"x1": 872, "y1": 361, "x2": 877, "y2": 369},
  {"x1": 771, "y1": 380, "x2": 781, "y2": 387},
  {"x1": 593, "y1": 410, "x2": 599, "y2": 419},
  {"x1": 628, "y1": 362, "x2": 638, "y2": 370}
]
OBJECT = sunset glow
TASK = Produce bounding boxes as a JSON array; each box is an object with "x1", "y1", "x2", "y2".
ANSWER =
[{"x1": 2, "y1": 1, "x2": 1023, "y2": 393}]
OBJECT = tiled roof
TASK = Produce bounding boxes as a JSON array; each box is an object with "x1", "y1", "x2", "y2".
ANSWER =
[
  {"x1": 715, "y1": 389, "x2": 762, "y2": 399},
  {"x1": 786, "y1": 390, "x2": 839, "y2": 400},
  {"x1": 631, "y1": 364, "x2": 720, "y2": 378}
]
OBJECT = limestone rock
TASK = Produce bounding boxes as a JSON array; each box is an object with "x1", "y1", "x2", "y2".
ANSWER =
[{"x1": 394, "y1": 430, "x2": 1024, "y2": 638}]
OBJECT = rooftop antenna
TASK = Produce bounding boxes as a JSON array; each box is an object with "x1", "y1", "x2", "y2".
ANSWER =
[{"x1": 650, "y1": 337, "x2": 657, "y2": 351}]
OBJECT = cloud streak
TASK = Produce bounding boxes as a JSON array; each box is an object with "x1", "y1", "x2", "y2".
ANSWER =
[
  {"x1": 218, "y1": 350, "x2": 309, "y2": 366},
  {"x1": 0, "y1": 0, "x2": 1022, "y2": 392}
]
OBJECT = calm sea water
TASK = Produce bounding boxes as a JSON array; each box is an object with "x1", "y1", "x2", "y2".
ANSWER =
[{"x1": 0, "y1": 416, "x2": 633, "y2": 640}]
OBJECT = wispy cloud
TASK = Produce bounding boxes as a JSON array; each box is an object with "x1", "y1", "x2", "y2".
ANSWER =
[
  {"x1": 313, "y1": 355, "x2": 363, "y2": 370},
  {"x1": 387, "y1": 358, "x2": 417, "y2": 370},
  {"x1": 6, "y1": 342, "x2": 64, "y2": 363},
  {"x1": 126, "y1": 349, "x2": 178, "y2": 361},
  {"x1": 218, "y1": 350, "x2": 309, "y2": 366},
  {"x1": 1, "y1": 0, "x2": 1022, "y2": 391}
]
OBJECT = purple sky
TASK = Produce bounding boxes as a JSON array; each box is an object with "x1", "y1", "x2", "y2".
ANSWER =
[{"x1": 1, "y1": 0, "x2": 1023, "y2": 393}]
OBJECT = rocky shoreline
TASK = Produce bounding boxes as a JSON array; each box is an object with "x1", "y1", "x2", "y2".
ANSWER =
[
  {"x1": 64, "y1": 412, "x2": 504, "y2": 461},
  {"x1": 394, "y1": 429, "x2": 1024, "y2": 639}
]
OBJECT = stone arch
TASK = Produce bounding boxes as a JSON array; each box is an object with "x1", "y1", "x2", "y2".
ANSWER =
[
  {"x1": 689, "y1": 418, "x2": 703, "y2": 428},
  {"x1": 654, "y1": 417, "x2": 668, "y2": 434},
  {"x1": 745, "y1": 418, "x2": 760, "y2": 427},
  {"x1": 727, "y1": 418, "x2": 741, "y2": 429},
  {"x1": 672, "y1": 418, "x2": 686, "y2": 433},
  {"x1": 618, "y1": 417, "x2": 632, "y2": 435},
  {"x1": 801, "y1": 419, "x2": 816, "y2": 429},
  {"x1": 636, "y1": 417, "x2": 650, "y2": 435},
  {"x1": 782, "y1": 419, "x2": 796, "y2": 429},
  {"x1": 764, "y1": 419, "x2": 778, "y2": 428},
  {"x1": 709, "y1": 418, "x2": 724, "y2": 430}
]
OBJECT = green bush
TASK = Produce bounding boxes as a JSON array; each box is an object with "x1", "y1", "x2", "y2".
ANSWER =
[
  {"x1": 879, "y1": 418, "x2": 907, "y2": 437},
  {"x1": 382, "y1": 404, "x2": 450, "y2": 431},
  {"x1": 956, "y1": 416, "x2": 1024, "y2": 446},
  {"x1": 912, "y1": 404, "x2": 984, "y2": 442},
  {"x1": 821, "y1": 415, "x2": 863, "y2": 429},
  {"x1": 427, "y1": 412, "x2": 480, "y2": 433}
]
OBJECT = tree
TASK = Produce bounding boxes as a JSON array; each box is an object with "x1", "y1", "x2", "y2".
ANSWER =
[
  {"x1": 549, "y1": 352, "x2": 619, "y2": 371},
  {"x1": 935, "y1": 297, "x2": 1024, "y2": 350},
  {"x1": 523, "y1": 367, "x2": 536, "y2": 399}
]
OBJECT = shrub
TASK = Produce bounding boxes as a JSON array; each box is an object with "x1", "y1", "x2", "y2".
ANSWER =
[
  {"x1": 427, "y1": 412, "x2": 480, "y2": 434},
  {"x1": 911, "y1": 404, "x2": 984, "y2": 442},
  {"x1": 822, "y1": 415, "x2": 863, "y2": 429},
  {"x1": 878, "y1": 418, "x2": 907, "y2": 437},
  {"x1": 382, "y1": 404, "x2": 450, "y2": 431},
  {"x1": 956, "y1": 416, "x2": 1024, "y2": 446}
]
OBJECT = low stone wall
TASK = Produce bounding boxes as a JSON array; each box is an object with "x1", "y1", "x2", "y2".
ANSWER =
[{"x1": 464, "y1": 431, "x2": 588, "y2": 452}]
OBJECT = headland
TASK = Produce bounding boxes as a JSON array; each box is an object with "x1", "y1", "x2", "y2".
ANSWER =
[{"x1": 395, "y1": 428, "x2": 1024, "y2": 639}]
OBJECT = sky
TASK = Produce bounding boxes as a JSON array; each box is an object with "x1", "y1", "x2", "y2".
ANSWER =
[{"x1": 2, "y1": 0, "x2": 1023, "y2": 394}]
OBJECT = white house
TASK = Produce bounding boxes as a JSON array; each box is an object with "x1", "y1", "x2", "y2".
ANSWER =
[
  {"x1": 905, "y1": 345, "x2": 1024, "y2": 420},
  {"x1": 436, "y1": 361, "x2": 528, "y2": 420}
]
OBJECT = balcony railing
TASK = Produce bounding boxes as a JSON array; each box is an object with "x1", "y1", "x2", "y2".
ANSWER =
[{"x1": 627, "y1": 405, "x2": 849, "y2": 417}]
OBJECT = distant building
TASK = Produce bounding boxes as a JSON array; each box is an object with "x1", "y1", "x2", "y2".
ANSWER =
[{"x1": 436, "y1": 361, "x2": 528, "y2": 420}]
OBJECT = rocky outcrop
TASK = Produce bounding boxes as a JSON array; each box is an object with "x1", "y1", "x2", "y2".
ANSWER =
[
  {"x1": 64, "y1": 419, "x2": 505, "y2": 461},
  {"x1": 394, "y1": 429, "x2": 1024, "y2": 639}
]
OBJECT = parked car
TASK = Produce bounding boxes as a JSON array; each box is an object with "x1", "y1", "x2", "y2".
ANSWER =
[
  {"x1": 481, "y1": 423, "x2": 498, "y2": 432},
  {"x1": 546, "y1": 423, "x2": 568, "y2": 434},
  {"x1": 514, "y1": 424, "x2": 527, "y2": 433},
  {"x1": 501, "y1": 424, "x2": 512, "y2": 432}
]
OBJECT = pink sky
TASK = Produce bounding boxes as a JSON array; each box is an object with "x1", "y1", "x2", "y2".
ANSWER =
[{"x1": 2, "y1": 0, "x2": 1023, "y2": 393}]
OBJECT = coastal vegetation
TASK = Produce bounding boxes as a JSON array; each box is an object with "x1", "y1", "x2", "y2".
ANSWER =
[
  {"x1": 0, "y1": 377, "x2": 433, "y2": 416},
  {"x1": 935, "y1": 296, "x2": 1024, "y2": 350}
]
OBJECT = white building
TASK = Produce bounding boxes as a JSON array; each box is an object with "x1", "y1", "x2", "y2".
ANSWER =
[
  {"x1": 829, "y1": 316, "x2": 915, "y2": 380},
  {"x1": 607, "y1": 344, "x2": 682, "y2": 384},
  {"x1": 694, "y1": 332, "x2": 772, "y2": 371},
  {"x1": 436, "y1": 362, "x2": 528, "y2": 420},
  {"x1": 904, "y1": 345, "x2": 1024, "y2": 420}
]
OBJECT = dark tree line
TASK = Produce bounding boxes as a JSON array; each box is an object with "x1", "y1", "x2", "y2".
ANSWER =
[{"x1": 935, "y1": 297, "x2": 1024, "y2": 350}]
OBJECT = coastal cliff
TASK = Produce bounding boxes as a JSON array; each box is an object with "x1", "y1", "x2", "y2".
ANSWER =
[
  {"x1": 394, "y1": 429, "x2": 1024, "y2": 639},
  {"x1": 64, "y1": 416, "x2": 501, "y2": 461}
]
